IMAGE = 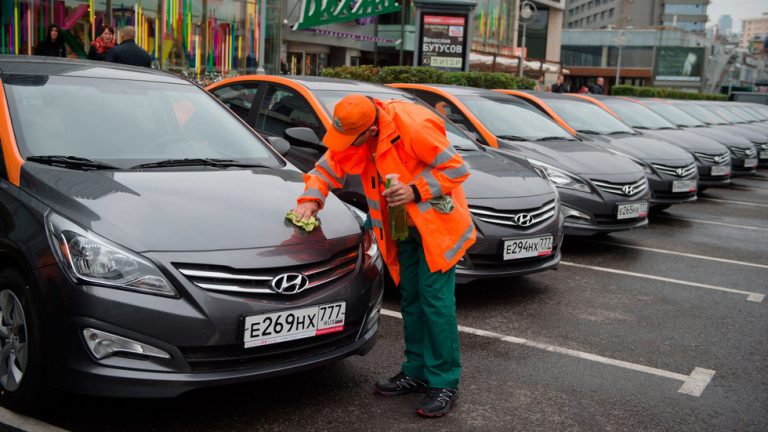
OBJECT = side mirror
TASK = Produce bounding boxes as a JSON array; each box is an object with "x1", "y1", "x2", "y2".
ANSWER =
[
  {"x1": 284, "y1": 127, "x2": 324, "y2": 151},
  {"x1": 267, "y1": 136, "x2": 291, "y2": 156}
]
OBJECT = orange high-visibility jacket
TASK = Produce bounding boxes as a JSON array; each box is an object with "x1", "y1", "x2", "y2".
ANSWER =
[{"x1": 297, "y1": 99, "x2": 476, "y2": 285}]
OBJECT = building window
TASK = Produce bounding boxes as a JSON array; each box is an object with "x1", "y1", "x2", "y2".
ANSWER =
[
  {"x1": 663, "y1": 4, "x2": 707, "y2": 16},
  {"x1": 609, "y1": 8, "x2": 614, "y2": 18}
]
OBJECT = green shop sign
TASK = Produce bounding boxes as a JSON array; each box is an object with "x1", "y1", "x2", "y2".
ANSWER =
[{"x1": 294, "y1": 0, "x2": 401, "y2": 30}]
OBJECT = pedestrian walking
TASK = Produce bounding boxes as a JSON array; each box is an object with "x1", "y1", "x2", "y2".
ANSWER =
[
  {"x1": 551, "y1": 74, "x2": 569, "y2": 93},
  {"x1": 292, "y1": 94, "x2": 475, "y2": 418},
  {"x1": 34, "y1": 24, "x2": 66, "y2": 58},
  {"x1": 105, "y1": 26, "x2": 152, "y2": 67},
  {"x1": 88, "y1": 25, "x2": 116, "y2": 61},
  {"x1": 591, "y1": 77, "x2": 605, "y2": 95}
]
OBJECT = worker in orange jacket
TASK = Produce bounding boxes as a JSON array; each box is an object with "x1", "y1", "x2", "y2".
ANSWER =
[{"x1": 293, "y1": 94, "x2": 475, "y2": 418}]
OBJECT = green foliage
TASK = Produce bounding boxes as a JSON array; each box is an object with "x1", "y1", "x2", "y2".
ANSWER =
[
  {"x1": 320, "y1": 65, "x2": 382, "y2": 82},
  {"x1": 611, "y1": 85, "x2": 727, "y2": 101},
  {"x1": 320, "y1": 66, "x2": 536, "y2": 89}
]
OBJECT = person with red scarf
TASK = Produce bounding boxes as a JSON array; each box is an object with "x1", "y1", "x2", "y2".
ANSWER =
[{"x1": 88, "y1": 25, "x2": 116, "y2": 61}]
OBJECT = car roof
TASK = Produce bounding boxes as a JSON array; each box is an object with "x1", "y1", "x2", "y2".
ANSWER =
[
  {"x1": 520, "y1": 90, "x2": 595, "y2": 104},
  {"x1": 0, "y1": 55, "x2": 188, "y2": 85},
  {"x1": 419, "y1": 84, "x2": 532, "y2": 107},
  {"x1": 240, "y1": 75, "x2": 406, "y2": 95}
]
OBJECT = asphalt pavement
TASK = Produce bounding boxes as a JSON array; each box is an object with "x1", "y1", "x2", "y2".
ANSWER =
[{"x1": 3, "y1": 171, "x2": 767, "y2": 431}]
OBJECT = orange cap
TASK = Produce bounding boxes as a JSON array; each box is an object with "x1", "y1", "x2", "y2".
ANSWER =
[{"x1": 323, "y1": 95, "x2": 377, "y2": 152}]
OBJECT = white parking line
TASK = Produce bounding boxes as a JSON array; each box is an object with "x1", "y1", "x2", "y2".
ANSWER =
[
  {"x1": 590, "y1": 241, "x2": 768, "y2": 270},
  {"x1": 0, "y1": 407, "x2": 70, "y2": 432},
  {"x1": 699, "y1": 197, "x2": 768, "y2": 208},
  {"x1": 560, "y1": 261, "x2": 765, "y2": 303},
  {"x1": 381, "y1": 309, "x2": 716, "y2": 397},
  {"x1": 655, "y1": 215, "x2": 768, "y2": 232}
]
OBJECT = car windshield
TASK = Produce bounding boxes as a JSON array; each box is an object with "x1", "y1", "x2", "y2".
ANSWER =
[
  {"x1": 699, "y1": 104, "x2": 744, "y2": 124},
  {"x1": 4, "y1": 75, "x2": 280, "y2": 168},
  {"x1": 603, "y1": 100, "x2": 676, "y2": 130},
  {"x1": 740, "y1": 105, "x2": 768, "y2": 120},
  {"x1": 674, "y1": 103, "x2": 728, "y2": 125},
  {"x1": 644, "y1": 102, "x2": 704, "y2": 127},
  {"x1": 313, "y1": 90, "x2": 481, "y2": 150},
  {"x1": 727, "y1": 106, "x2": 759, "y2": 122},
  {"x1": 546, "y1": 99, "x2": 636, "y2": 134},
  {"x1": 461, "y1": 96, "x2": 574, "y2": 141}
]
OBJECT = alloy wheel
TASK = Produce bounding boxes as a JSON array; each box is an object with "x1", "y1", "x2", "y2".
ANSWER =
[{"x1": 0, "y1": 290, "x2": 28, "y2": 391}]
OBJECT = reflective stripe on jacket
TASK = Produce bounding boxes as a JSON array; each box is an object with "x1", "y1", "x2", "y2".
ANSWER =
[{"x1": 298, "y1": 99, "x2": 475, "y2": 284}]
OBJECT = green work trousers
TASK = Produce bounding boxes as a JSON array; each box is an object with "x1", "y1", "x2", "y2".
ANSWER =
[{"x1": 397, "y1": 229, "x2": 461, "y2": 389}]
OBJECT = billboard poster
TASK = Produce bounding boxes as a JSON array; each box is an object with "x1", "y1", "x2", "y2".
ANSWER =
[
  {"x1": 419, "y1": 14, "x2": 468, "y2": 71},
  {"x1": 655, "y1": 47, "x2": 704, "y2": 82}
]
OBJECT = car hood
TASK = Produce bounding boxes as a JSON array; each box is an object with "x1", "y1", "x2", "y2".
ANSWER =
[
  {"x1": 683, "y1": 126, "x2": 755, "y2": 150},
  {"x1": 495, "y1": 138, "x2": 643, "y2": 176},
  {"x1": 639, "y1": 129, "x2": 728, "y2": 154},
  {"x1": 458, "y1": 148, "x2": 554, "y2": 198},
  {"x1": 21, "y1": 165, "x2": 360, "y2": 253},
  {"x1": 584, "y1": 133, "x2": 693, "y2": 164}
]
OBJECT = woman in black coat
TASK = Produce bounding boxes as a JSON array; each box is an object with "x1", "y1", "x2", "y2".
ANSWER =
[{"x1": 34, "y1": 24, "x2": 67, "y2": 57}]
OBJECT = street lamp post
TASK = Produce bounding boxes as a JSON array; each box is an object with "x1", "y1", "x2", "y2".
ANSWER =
[
  {"x1": 614, "y1": 31, "x2": 627, "y2": 86},
  {"x1": 518, "y1": 1, "x2": 536, "y2": 79},
  {"x1": 256, "y1": 0, "x2": 267, "y2": 74}
]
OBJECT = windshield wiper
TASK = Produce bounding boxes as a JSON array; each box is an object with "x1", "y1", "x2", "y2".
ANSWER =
[
  {"x1": 577, "y1": 130, "x2": 602, "y2": 134},
  {"x1": 496, "y1": 134, "x2": 528, "y2": 142},
  {"x1": 131, "y1": 158, "x2": 272, "y2": 169},
  {"x1": 26, "y1": 155, "x2": 119, "y2": 171},
  {"x1": 536, "y1": 136, "x2": 570, "y2": 141},
  {"x1": 607, "y1": 131, "x2": 632, "y2": 135}
]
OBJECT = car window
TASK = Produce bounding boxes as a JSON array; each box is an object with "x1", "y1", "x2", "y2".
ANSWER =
[
  {"x1": 547, "y1": 100, "x2": 636, "y2": 134},
  {"x1": 407, "y1": 90, "x2": 490, "y2": 146},
  {"x1": 674, "y1": 103, "x2": 728, "y2": 125},
  {"x1": 604, "y1": 101, "x2": 677, "y2": 130},
  {"x1": 210, "y1": 84, "x2": 259, "y2": 119},
  {"x1": 644, "y1": 102, "x2": 703, "y2": 127},
  {"x1": 255, "y1": 85, "x2": 324, "y2": 138},
  {"x1": 4, "y1": 74, "x2": 280, "y2": 166},
  {"x1": 460, "y1": 96, "x2": 575, "y2": 141}
]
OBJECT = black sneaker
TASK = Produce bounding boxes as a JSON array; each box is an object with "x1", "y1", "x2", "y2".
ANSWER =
[
  {"x1": 374, "y1": 372, "x2": 427, "y2": 396},
  {"x1": 416, "y1": 387, "x2": 459, "y2": 418}
]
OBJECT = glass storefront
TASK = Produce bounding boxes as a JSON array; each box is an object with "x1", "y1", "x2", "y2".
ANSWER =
[{"x1": 0, "y1": 0, "x2": 282, "y2": 80}]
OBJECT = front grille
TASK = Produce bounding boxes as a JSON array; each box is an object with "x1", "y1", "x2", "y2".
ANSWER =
[
  {"x1": 590, "y1": 177, "x2": 647, "y2": 197},
  {"x1": 694, "y1": 152, "x2": 730, "y2": 165},
  {"x1": 731, "y1": 147, "x2": 757, "y2": 158},
  {"x1": 468, "y1": 200, "x2": 556, "y2": 229},
  {"x1": 651, "y1": 162, "x2": 697, "y2": 177},
  {"x1": 175, "y1": 246, "x2": 359, "y2": 295}
]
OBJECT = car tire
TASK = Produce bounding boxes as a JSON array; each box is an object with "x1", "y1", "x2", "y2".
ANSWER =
[{"x1": 0, "y1": 268, "x2": 47, "y2": 414}]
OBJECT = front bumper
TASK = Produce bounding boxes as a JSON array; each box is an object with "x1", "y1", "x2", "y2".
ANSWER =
[
  {"x1": 39, "y1": 247, "x2": 384, "y2": 398},
  {"x1": 647, "y1": 175, "x2": 698, "y2": 207},
  {"x1": 558, "y1": 185, "x2": 651, "y2": 236}
]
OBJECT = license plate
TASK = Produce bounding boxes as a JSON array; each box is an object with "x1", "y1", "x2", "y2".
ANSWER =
[
  {"x1": 710, "y1": 165, "x2": 730, "y2": 176},
  {"x1": 744, "y1": 158, "x2": 758, "y2": 168},
  {"x1": 672, "y1": 180, "x2": 697, "y2": 193},
  {"x1": 760, "y1": 151, "x2": 768, "y2": 159},
  {"x1": 243, "y1": 302, "x2": 346, "y2": 348},
  {"x1": 617, "y1": 202, "x2": 648, "y2": 220},
  {"x1": 503, "y1": 236, "x2": 553, "y2": 260}
]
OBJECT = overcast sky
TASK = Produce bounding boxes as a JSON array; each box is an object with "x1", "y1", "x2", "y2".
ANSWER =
[{"x1": 708, "y1": 0, "x2": 766, "y2": 31}]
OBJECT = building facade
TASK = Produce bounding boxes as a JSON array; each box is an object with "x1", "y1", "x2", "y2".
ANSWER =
[
  {"x1": 564, "y1": 0, "x2": 709, "y2": 33},
  {"x1": 717, "y1": 14, "x2": 731, "y2": 35},
  {"x1": 742, "y1": 12, "x2": 768, "y2": 49}
]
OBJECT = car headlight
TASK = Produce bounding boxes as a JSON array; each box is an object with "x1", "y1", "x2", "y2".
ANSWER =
[
  {"x1": 346, "y1": 204, "x2": 379, "y2": 263},
  {"x1": 527, "y1": 159, "x2": 592, "y2": 194},
  {"x1": 46, "y1": 212, "x2": 177, "y2": 297},
  {"x1": 606, "y1": 149, "x2": 654, "y2": 174}
]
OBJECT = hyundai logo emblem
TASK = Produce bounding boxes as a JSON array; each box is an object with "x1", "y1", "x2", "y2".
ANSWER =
[
  {"x1": 622, "y1": 185, "x2": 636, "y2": 196},
  {"x1": 675, "y1": 168, "x2": 685, "y2": 177},
  {"x1": 271, "y1": 273, "x2": 309, "y2": 294},
  {"x1": 746, "y1": 149, "x2": 756, "y2": 157},
  {"x1": 714, "y1": 155, "x2": 726, "y2": 164},
  {"x1": 514, "y1": 213, "x2": 534, "y2": 227}
]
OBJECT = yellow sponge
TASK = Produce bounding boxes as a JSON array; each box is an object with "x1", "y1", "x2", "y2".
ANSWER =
[{"x1": 285, "y1": 210, "x2": 320, "y2": 232}]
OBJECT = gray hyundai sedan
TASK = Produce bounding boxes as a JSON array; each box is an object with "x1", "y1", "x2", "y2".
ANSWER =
[{"x1": 0, "y1": 57, "x2": 383, "y2": 413}]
